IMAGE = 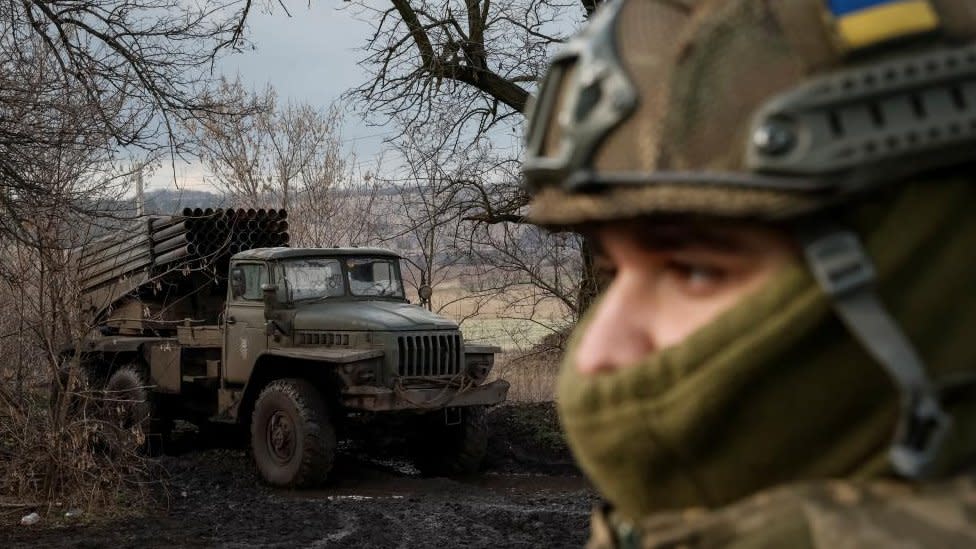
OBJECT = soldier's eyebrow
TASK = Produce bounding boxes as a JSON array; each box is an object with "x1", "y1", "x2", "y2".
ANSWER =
[
  {"x1": 634, "y1": 224, "x2": 759, "y2": 253},
  {"x1": 585, "y1": 221, "x2": 770, "y2": 256}
]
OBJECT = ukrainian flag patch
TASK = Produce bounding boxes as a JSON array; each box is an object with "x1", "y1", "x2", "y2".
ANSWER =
[{"x1": 826, "y1": 0, "x2": 941, "y2": 51}]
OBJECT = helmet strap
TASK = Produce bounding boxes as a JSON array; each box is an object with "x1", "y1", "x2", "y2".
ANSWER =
[{"x1": 796, "y1": 222, "x2": 952, "y2": 479}]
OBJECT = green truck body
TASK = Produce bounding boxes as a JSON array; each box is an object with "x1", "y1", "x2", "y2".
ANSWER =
[{"x1": 70, "y1": 209, "x2": 507, "y2": 485}]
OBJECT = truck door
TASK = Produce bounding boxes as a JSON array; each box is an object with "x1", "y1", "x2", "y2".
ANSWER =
[{"x1": 223, "y1": 262, "x2": 269, "y2": 384}]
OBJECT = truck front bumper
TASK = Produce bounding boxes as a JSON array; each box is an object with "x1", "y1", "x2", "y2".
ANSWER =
[{"x1": 342, "y1": 379, "x2": 510, "y2": 412}]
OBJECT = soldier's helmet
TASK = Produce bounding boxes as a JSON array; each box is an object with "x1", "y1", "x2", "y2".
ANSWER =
[
  {"x1": 525, "y1": 0, "x2": 976, "y2": 480},
  {"x1": 525, "y1": 0, "x2": 976, "y2": 224}
]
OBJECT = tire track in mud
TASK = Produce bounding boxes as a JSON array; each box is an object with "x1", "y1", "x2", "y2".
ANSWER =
[{"x1": 260, "y1": 464, "x2": 595, "y2": 548}]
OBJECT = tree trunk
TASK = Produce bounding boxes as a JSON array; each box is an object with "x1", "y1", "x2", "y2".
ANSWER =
[{"x1": 577, "y1": 236, "x2": 602, "y2": 317}]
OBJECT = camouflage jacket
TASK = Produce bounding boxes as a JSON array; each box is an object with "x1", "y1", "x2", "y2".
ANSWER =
[{"x1": 588, "y1": 478, "x2": 976, "y2": 549}]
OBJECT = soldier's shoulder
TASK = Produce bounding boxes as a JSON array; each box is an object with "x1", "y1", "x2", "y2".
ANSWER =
[{"x1": 592, "y1": 478, "x2": 976, "y2": 549}]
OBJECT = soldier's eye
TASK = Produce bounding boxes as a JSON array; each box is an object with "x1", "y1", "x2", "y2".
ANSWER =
[{"x1": 666, "y1": 260, "x2": 728, "y2": 295}]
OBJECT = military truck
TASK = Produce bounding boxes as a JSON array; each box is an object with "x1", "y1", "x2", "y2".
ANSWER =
[{"x1": 68, "y1": 208, "x2": 507, "y2": 486}]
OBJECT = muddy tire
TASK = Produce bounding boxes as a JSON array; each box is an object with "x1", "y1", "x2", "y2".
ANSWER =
[
  {"x1": 251, "y1": 378, "x2": 336, "y2": 487},
  {"x1": 103, "y1": 366, "x2": 169, "y2": 455},
  {"x1": 412, "y1": 406, "x2": 488, "y2": 477}
]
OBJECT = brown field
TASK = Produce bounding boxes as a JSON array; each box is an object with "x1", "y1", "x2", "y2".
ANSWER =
[{"x1": 412, "y1": 273, "x2": 573, "y2": 352}]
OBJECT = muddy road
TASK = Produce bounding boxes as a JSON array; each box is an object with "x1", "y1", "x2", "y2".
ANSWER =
[{"x1": 2, "y1": 404, "x2": 597, "y2": 548}]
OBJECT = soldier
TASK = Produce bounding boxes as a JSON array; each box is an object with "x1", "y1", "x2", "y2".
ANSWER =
[{"x1": 522, "y1": 0, "x2": 976, "y2": 546}]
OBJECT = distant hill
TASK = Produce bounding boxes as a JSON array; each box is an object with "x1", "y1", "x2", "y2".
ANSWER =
[{"x1": 144, "y1": 189, "x2": 227, "y2": 214}]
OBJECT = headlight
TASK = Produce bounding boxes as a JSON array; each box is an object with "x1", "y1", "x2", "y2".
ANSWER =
[
  {"x1": 465, "y1": 354, "x2": 494, "y2": 383},
  {"x1": 341, "y1": 360, "x2": 379, "y2": 386}
]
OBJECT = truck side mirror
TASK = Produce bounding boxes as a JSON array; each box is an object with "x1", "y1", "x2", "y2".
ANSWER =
[
  {"x1": 230, "y1": 268, "x2": 246, "y2": 298},
  {"x1": 261, "y1": 283, "x2": 279, "y2": 319}
]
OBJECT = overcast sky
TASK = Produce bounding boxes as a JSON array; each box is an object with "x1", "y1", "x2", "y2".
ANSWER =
[{"x1": 150, "y1": 3, "x2": 385, "y2": 193}]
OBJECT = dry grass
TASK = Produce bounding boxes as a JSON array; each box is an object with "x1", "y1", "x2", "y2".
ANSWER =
[
  {"x1": 0, "y1": 367, "x2": 163, "y2": 516},
  {"x1": 491, "y1": 345, "x2": 564, "y2": 403}
]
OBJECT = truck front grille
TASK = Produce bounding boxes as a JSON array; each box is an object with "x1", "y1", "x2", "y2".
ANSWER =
[{"x1": 397, "y1": 333, "x2": 462, "y2": 378}]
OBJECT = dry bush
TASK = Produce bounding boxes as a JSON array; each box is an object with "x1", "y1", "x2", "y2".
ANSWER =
[
  {"x1": 491, "y1": 333, "x2": 566, "y2": 403},
  {"x1": 0, "y1": 215, "x2": 167, "y2": 514},
  {"x1": 0, "y1": 362, "x2": 164, "y2": 514}
]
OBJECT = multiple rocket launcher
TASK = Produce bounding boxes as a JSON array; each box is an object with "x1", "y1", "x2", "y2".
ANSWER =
[{"x1": 77, "y1": 208, "x2": 289, "y2": 325}]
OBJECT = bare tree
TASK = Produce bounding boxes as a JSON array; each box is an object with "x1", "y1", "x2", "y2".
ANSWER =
[
  {"x1": 347, "y1": 0, "x2": 604, "y2": 326},
  {"x1": 345, "y1": 0, "x2": 579, "y2": 229},
  {"x1": 0, "y1": 0, "x2": 265, "y2": 391},
  {"x1": 379, "y1": 134, "x2": 483, "y2": 316},
  {"x1": 190, "y1": 81, "x2": 345, "y2": 212},
  {"x1": 0, "y1": 0, "x2": 269, "y2": 508},
  {"x1": 192, "y1": 80, "x2": 343, "y2": 209},
  {"x1": 291, "y1": 158, "x2": 386, "y2": 248},
  {"x1": 347, "y1": 0, "x2": 582, "y2": 144},
  {"x1": 192, "y1": 80, "x2": 385, "y2": 247},
  {"x1": 0, "y1": 207, "x2": 167, "y2": 508},
  {"x1": 1, "y1": 1, "x2": 258, "y2": 235},
  {"x1": 462, "y1": 221, "x2": 584, "y2": 344},
  {"x1": 0, "y1": 129, "x2": 157, "y2": 508}
]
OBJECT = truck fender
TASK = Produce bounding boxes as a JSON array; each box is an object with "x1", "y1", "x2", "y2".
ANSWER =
[{"x1": 233, "y1": 352, "x2": 376, "y2": 426}]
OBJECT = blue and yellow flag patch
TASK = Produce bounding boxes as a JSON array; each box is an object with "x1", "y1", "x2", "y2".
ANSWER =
[{"x1": 826, "y1": 0, "x2": 941, "y2": 51}]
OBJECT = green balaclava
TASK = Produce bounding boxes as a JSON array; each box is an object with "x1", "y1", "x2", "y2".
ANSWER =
[{"x1": 557, "y1": 177, "x2": 976, "y2": 522}]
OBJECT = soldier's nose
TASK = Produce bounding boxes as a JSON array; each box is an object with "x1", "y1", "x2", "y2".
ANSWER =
[{"x1": 574, "y1": 273, "x2": 656, "y2": 375}]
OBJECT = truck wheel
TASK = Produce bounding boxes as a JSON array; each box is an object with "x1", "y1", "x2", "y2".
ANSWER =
[
  {"x1": 411, "y1": 405, "x2": 488, "y2": 477},
  {"x1": 103, "y1": 366, "x2": 169, "y2": 455},
  {"x1": 251, "y1": 378, "x2": 336, "y2": 487}
]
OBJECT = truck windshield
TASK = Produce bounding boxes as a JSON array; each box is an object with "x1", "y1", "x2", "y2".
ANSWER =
[
  {"x1": 346, "y1": 257, "x2": 404, "y2": 298},
  {"x1": 280, "y1": 258, "x2": 344, "y2": 302}
]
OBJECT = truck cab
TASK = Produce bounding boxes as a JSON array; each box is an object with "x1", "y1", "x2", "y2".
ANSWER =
[{"x1": 220, "y1": 247, "x2": 506, "y2": 417}]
